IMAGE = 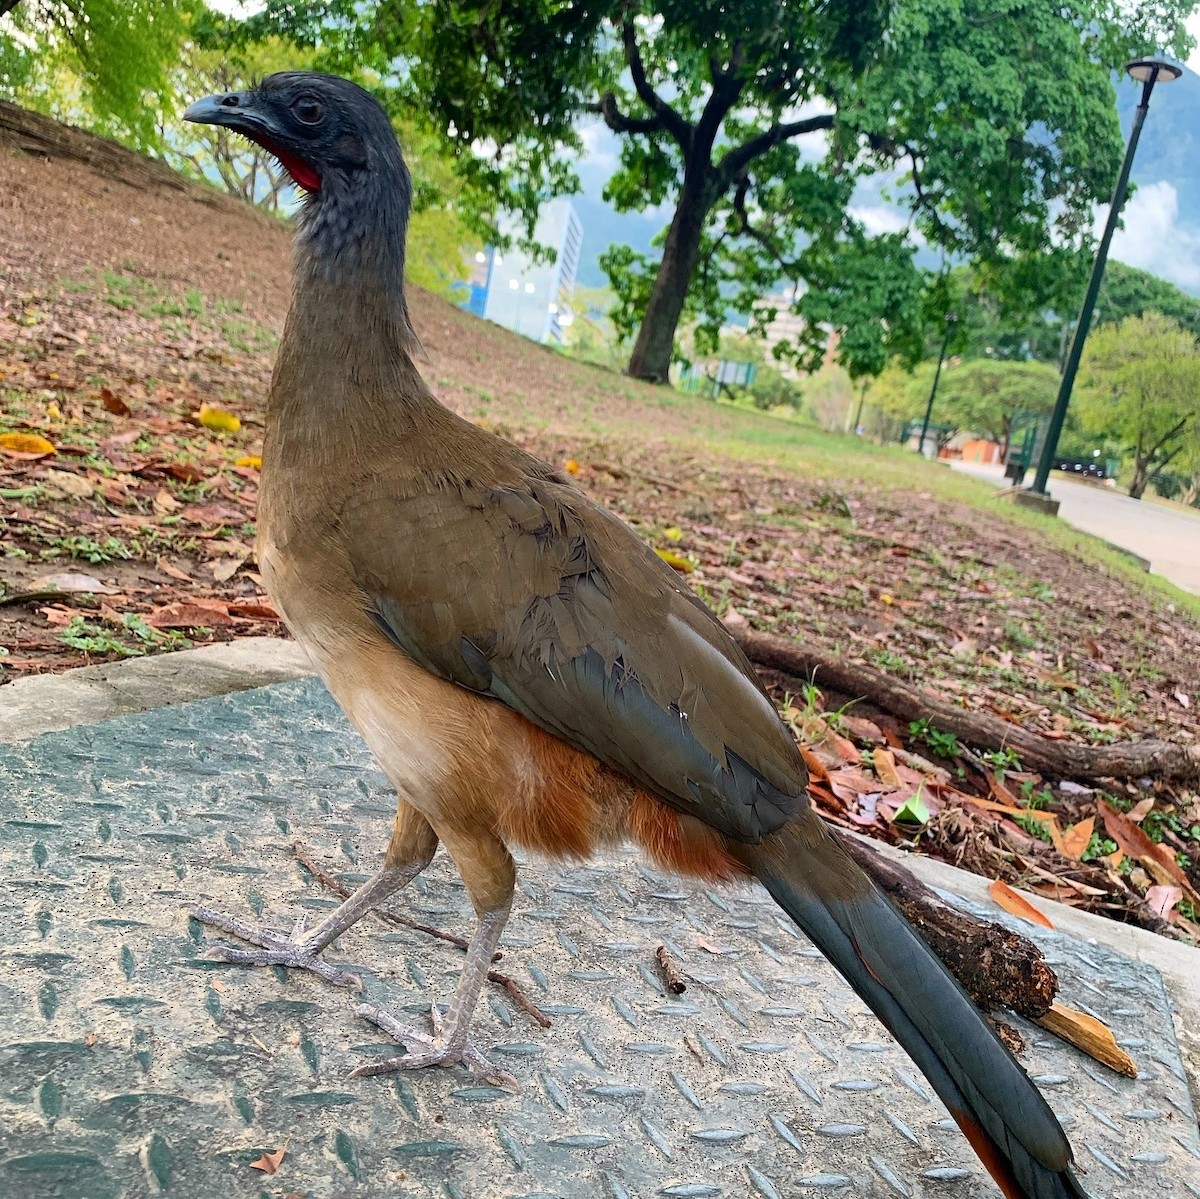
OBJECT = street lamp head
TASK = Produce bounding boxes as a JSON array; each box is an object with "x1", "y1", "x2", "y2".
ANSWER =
[{"x1": 1126, "y1": 58, "x2": 1182, "y2": 84}]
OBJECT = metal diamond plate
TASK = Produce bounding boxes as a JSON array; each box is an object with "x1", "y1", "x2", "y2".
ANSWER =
[{"x1": 0, "y1": 678, "x2": 1196, "y2": 1199}]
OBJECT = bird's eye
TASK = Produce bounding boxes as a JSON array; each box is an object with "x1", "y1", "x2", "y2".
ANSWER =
[{"x1": 292, "y1": 96, "x2": 324, "y2": 126}]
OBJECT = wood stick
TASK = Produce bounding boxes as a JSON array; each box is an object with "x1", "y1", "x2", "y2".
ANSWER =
[
  {"x1": 731, "y1": 626, "x2": 1200, "y2": 782},
  {"x1": 655, "y1": 944, "x2": 687, "y2": 994}
]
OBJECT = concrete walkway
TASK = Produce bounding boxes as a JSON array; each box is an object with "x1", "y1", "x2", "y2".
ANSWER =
[
  {"x1": 0, "y1": 641, "x2": 1198, "y2": 1199},
  {"x1": 950, "y1": 461, "x2": 1200, "y2": 595}
]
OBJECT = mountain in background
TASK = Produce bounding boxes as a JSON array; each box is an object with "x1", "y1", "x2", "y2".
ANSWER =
[{"x1": 567, "y1": 65, "x2": 1200, "y2": 297}]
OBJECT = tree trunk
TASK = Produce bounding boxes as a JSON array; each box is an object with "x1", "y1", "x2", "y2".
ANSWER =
[
  {"x1": 627, "y1": 173, "x2": 714, "y2": 383},
  {"x1": 1129, "y1": 457, "x2": 1150, "y2": 500}
]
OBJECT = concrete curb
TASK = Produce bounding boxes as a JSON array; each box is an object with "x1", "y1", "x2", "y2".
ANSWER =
[
  {"x1": 0, "y1": 636, "x2": 312, "y2": 742},
  {"x1": 3, "y1": 638, "x2": 1197, "y2": 1119}
]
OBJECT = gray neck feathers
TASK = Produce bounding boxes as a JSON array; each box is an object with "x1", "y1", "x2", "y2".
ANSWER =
[{"x1": 291, "y1": 136, "x2": 424, "y2": 358}]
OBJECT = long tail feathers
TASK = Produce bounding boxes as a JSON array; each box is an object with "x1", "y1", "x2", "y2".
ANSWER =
[{"x1": 744, "y1": 821, "x2": 1093, "y2": 1199}]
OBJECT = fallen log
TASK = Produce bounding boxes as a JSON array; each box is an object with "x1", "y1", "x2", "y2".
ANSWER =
[
  {"x1": 835, "y1": 831, "x2": 1057, "y2": 1019},
  {"x1": 731, "y1": 626, "x2": 1200, "y2": 783}
]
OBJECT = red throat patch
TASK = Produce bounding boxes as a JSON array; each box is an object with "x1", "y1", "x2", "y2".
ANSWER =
[{"x1": 257, "y1": 137, "x2": 322, "y2": 193}]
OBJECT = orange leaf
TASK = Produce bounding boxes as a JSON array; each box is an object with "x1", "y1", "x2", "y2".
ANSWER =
[
  {"x1": 800, "y1": 746, "x2": 830, "y2": 783},
  {"x1": 874, "y1": 748, "x2": 901, "y2": 788},
  {"x1": 147, "y1": 598, "x2": 236, "y2": 629},
  {"x1": 988, "y1": 880, "x2": 1054, "y2": 928},
  {"x1": 563, "y1": 458, "x2": 581, "y2": 475},
  {"x1": 1059, "y1": 816, "x2": 1095, "y2": 861},
  {"x1": 1100, "y1": 800, "x2": 1200, "y2": 906},
  {"x1": 249, "y1": 1146, "x2": 286, "y2": 1175}
]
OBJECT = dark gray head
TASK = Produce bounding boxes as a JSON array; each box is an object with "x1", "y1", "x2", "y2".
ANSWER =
[{"x1": 184, "y1": 72, "x2": 414, "y2": 300}]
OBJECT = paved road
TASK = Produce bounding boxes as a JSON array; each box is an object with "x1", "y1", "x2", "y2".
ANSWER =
[{"x1": 950, "y1": 461, "x2": 1200, "y2": 596}]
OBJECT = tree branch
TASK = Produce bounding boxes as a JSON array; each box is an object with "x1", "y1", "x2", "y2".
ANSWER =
[
  {"x1": 695, "y1": 42, "x2": 747, "y2": 165},
  {"x1": 731, "y1": 173, "x2": 802, "y2": 276},
  {"x1": 903, "y1": 144, "x2": 953, "y2": 241},
  {"x1": 717, "y1": 112, "x2": 835, "y2": 190},
  {"x1": 1144, "y1": 415, "x2": 1190, "y2": 463},
  {"x1": 621, "y1": 19, "x2": 693, "y2": 152},
  {"x1": 588, "y1": 93, "x2": 663, "y2": 137}
]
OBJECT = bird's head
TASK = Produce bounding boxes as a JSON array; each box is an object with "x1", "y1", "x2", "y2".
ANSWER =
[{"x1": 184, "y1": 71, "x2": 413, "y2": 268}]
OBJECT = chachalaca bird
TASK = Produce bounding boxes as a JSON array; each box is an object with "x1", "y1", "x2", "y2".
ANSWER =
[{"x1": 183, "y1": 73, "x2": 1091, "y2": 1199}]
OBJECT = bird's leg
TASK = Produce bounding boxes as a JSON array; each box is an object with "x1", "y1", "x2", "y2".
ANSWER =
[
  {"x1": 189, "y1": 802, "x2": 438, "y2": 990},
  {"x1": 350, "y1": 825, "x2": 518, "y2": 1086},
  {"x1": 354, "y1": 901, "x2": 514, "y2": 1084}
]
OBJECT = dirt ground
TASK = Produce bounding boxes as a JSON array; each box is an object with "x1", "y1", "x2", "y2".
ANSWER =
[{"x1": 2, "y1": 107, "x2": 1199, "y2": 939}]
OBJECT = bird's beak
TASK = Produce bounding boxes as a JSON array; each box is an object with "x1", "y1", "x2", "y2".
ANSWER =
[
  {"x1": 183, "y1": 91, "x2": 323, "y2": 192},
  {"x1": 183, "y1": 91, "x2": 284, "y2": 142}
]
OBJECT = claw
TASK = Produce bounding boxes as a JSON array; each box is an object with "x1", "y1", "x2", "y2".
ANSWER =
[
  {"x1": 187, "y1": 903, "x2": 365, "y2": 990},
  {"x1": 351, "y1": 1002, "x2": 519, "y2": 1090}
]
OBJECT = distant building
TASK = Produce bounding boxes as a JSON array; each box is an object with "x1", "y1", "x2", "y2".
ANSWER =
[
  {"x1": 755, "y1": 286, "x2": 839, "y2": 376},
  {"x1": 463, "y1": 200, "x2": 583, "y2": 344}
]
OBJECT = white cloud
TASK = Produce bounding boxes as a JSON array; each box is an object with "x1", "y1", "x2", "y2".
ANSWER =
[
  {"x1": 1102, "y1": 179, "x2": 1200, "y2": 291},
  {"x1": 848, "y1": 203, "x2": 909, "y2": 237},
  {"x1": 578, "y1": 120, "x2": 618, "y2": 171}
]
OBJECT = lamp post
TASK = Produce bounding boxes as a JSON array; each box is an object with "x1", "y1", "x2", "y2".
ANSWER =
[
  {"x1": 918, "y1": 312, "x2": 957, "y2": 458},
  {"x1": 1024, "y1": 57, "x2": 1181, "y2": 508}
]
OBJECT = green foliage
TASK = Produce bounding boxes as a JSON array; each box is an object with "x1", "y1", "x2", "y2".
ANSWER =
[
  {"x1": 1077, "y1": 313, "x2": 1200, "y2": 499},
  {"x1": 934, "y1": 359, "x2": 1060, "y2": 453},
  {"x1": 945, "y1": 261, "x2": 1200, "y2": 367},
  {"x1": 908, "y1": 718, "x2": 960, "y2": 759},
  {"x1": 375, "y1": 0, "x2": 1190, "y2": 378},
  {"x1": 1, "y1": 0, "x2": 195, "y2": 151}
]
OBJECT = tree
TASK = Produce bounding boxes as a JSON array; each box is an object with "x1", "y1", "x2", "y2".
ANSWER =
[
  {"x1": 367, "y1": 0, "x2": 1189, "y2": 382},
  {"x1": 0, "y1": 0, "x2": 194, "y2": 151},
  {"x1": 868, "y1": 357, "x2": 1060, "y2": 456},
  {"x1": 932, "y1": 360, "x2": 1059, "y2": 458},
  {"x1": 945, "y1": 261, "x2": 1200, "y2": 368},
  {"x1": 169, "y1": 35, "x2": 317, "y2": 214},
  {"x1": 1076, "y1": 313, "x2": 1200, "y2": 500}
]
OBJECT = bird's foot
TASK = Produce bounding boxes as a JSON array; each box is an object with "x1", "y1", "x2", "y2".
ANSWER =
[
  {"x1": 351, "y1": 1002, "x2": 518, "y2": 1089},
  {"x1": 187, "y1": 904, "x2": 364, "y2": 990}
]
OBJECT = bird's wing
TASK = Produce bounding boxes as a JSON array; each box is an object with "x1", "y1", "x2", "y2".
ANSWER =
[{"x1": 343, "y1": 464, "x2": 805, "y2": 843}]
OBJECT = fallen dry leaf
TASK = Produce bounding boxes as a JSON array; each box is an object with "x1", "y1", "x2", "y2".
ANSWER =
[
  {"x1": 1146, "y1": 885, "x2": 1183, "y2": 919},
  {"x1": 43, "y1": 469, "x2": 92, "y2": 498},
  {"x1": 1035, "y1": 1002, "x2": 1137, "y2": 1078},
  {"x1": 1059, "y1": 816, "x2": 1095, "y2": 861},
  {"x1": 563, "y1": 458, "x2": 580, "y2": 475},
  {"x1": 228, "y1": 598, "x2": 281, "y2": 621},
  {"x1": 1099, "y1": 800, "x2": 1200, "y2": 907},
  {"x1": 156, "y1": 557, "x2": 192, "y2": 582},
  {"x1": 1128, "y1": 796, "x2": 1156, "y2": 823},
  {"x1": 249, "y1": 1146, "x2": 286, "y2": 1175},
  {"x1": 235, "y1": 454, "x2": 262, "y2": 469},
  {"x1": 211, "y1": 556, "x2": 246, "y2": 583},
  {"x1": 147, "y1": 598, "x2": 236, "y2": 629},
  {"x1": 0, "y1": 431, "x2": 56, "y2": 457},
  {"x1": 85, "y1": 1032, "x2": 98, "y2": 1048},
  {"x1": 152, "y1": 487, "x2": 179, "y2": 515},
  {"x1": 874, "y1": 748, "x2": 902, "y2": 788},
  {"x1": 100, "y1": 387, "x2": 132, "y2": 416},
  {"x1": 988, "y1": 880, "x2": 1054, "y2": 929}
]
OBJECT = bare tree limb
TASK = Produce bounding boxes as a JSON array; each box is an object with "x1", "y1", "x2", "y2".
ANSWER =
[
  {"x1": 621, "y1": 19, "x2": 693, "y2": 152},
  {"x1": 716, "y1": 112, "x2": 835, "y2": 190},
  {"x1": 731, "y1": 173, "x2": 802, "y2": 276},
  {"x1": 588, "y1": 92, "x2": 663, "y2": 137},
  {"x1": 729, "y1": 625, "x2": 1200, "y2": 782}
]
